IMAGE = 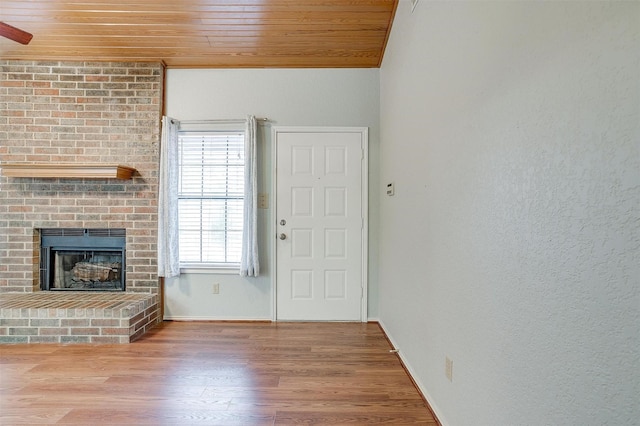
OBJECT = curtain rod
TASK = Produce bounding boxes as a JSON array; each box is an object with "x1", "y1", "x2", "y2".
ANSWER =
[{"x1": 174, "y1": 118, "x2": 269, "y2": 125}]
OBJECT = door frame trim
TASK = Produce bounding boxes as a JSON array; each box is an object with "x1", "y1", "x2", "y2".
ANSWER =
[{"x1": 271, "y1": 126, "x2": 369, "y2": 322}]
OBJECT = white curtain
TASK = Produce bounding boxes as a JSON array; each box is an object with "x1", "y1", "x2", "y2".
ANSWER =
[
  {"x1": 240, "y1": 115, "x2": 260, "y2": 277},
  {"x1": 158, "y1": 116, "x2": 180, "y2": 278}
]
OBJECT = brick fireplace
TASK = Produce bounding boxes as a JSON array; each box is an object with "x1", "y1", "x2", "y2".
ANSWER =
[{"x1": 0, "y1": 60, "x2": 164, "y2": 343}]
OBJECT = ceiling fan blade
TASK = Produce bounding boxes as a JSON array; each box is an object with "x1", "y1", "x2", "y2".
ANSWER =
[{"x1": 0, "y1": 22, "x2": 33, "y2": 45}]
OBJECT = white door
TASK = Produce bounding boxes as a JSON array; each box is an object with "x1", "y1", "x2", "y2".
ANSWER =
[{"x1": 274, "y1": 127, "x2": 368, "y2": 321}]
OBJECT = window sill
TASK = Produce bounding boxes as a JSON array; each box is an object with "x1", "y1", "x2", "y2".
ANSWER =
[{"x1": 180, "y1": 266, "x2": 239, "y2": 275}]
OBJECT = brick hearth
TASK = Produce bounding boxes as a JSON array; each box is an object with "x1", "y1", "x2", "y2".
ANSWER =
[{"x1": 0, "y1": 292, "x2": 157, "y2": 343}]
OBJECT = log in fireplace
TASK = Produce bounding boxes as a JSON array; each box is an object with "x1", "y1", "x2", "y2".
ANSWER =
[{"x1": 40, "y1": 228, "x2": 126, "y2": 291}]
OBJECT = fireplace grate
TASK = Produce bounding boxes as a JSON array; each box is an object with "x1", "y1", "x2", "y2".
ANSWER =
[{"x1": 39, "y1": 228, "x2": 126, "y2": 291}]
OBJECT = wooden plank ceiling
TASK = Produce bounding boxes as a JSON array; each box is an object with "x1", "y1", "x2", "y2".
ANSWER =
[{"x1": 0, "y1": 0, "x2": 398, "y2": 68}]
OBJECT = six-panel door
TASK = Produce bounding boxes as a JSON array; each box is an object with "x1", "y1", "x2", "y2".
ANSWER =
[{"x1": 275, "y1": 129, "x2": 366, "y2": 321}]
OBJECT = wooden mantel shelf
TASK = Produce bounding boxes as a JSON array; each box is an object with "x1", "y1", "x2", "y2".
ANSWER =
[{"x1": 1, "y1": 163, "x2": 137, "y2": 179}]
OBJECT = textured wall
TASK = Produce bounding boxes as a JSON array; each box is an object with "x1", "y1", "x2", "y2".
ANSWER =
[
  {"x1": 0, "y1": 61, "x2": 163, "y2": 296},
  {"x1": 379, "y1": 1, "x2": 639, "y2": 425}
]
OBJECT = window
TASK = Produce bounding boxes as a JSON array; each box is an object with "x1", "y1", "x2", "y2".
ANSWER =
[{"x1": 178, "y1": 131, "x2": 244, "y2": 268}]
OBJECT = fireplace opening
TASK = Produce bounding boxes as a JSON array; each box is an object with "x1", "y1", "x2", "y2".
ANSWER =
[{"x1": 40, "y1": 228, "x2": 126, "y2": 291}]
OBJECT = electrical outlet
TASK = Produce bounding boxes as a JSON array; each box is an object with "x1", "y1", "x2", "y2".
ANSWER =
[
  {"x1": 445, "y1": 357, "x2": 453, "y2": 382},
  {"x1": 212, "y1": 283, "x2": 220, "y2": 294}
]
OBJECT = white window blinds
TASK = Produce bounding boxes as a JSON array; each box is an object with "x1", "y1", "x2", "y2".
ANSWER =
[{"x1": 178, "y1": 131, "x2": 244, "y2": 266}]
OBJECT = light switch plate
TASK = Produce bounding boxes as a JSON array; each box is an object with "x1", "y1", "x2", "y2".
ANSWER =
[
  {"x1": 258, "y1": 193, "x2": 269, "y2": 209},
  {"x1": 386, "y1": 182, "x2": 395, "y2": 196}
]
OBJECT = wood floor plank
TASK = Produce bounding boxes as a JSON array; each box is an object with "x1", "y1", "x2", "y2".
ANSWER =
[
  {"x1": 27, "y1": 395, "x2": 233, "y2": 411},
  {"x1": 0, "y1": 321, "x2": 438, "y2": 425},
  {"x1": 274, "y1": 410, "x2": 438, "y2": 425},
  {"x1": 0, "y1": 408, "x2": 71, "y2": 425},
  {"x1": 57, "y1": 408, "x2": 276, "y2": 425}
]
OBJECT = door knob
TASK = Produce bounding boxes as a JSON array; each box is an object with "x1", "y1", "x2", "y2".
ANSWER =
[{"x1": 279, "y1": 233, "x2": 287, "y2": 240}]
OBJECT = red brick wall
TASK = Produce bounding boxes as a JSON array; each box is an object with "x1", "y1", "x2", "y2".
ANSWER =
[{"x1": 0, "y1": 61, "x2": 163, "y2": 298}]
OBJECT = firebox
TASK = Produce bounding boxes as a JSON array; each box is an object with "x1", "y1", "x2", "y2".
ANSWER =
[{"x1": 40, "y1": 228, "x2": 126, "y2": 291}]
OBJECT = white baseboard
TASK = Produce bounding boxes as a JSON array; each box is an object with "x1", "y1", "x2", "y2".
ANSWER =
[
  {"x1": 377, "y1": 319, "x2": 449, "y2": 426},
  {"x1": 163, "y1": 315, "x2": 272, "y2": 321}
]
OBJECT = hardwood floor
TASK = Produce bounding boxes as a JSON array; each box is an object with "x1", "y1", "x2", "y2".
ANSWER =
[{"x1": 0, "y1": 321, "x2": 439, "y2": 425}]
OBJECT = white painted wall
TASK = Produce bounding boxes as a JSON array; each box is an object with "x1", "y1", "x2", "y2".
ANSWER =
[
  {"x1": 163, "y1": 69, "x2": 380, "y2": 319},
  {"x1": 379, "y1": 1, "x2": 639, "y2": 425}
]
